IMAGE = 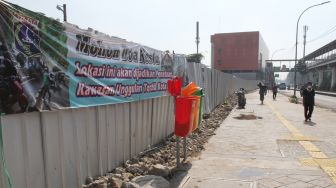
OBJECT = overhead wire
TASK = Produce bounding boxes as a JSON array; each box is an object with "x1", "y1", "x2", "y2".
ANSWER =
[
  {"x1": 278, "y1": 24, "x2": 336, "y2": 59},
  {"x1": 307, "y1": 24, "x2": 336, "y2": 43}
]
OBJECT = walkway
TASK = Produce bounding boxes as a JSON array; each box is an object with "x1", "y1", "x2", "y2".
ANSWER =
[{"x1": 175, "y1": 91, "x2": 336, "y2": 188}]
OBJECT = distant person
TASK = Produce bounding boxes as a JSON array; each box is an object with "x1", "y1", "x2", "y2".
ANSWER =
[
  {"x1": 257, "y1": 82, "x2": 267, "y2": 104},
  {"x1": 272, "y1": 85, "x2": 278, "y2": 100},
  {"x1": 302, "y1": 82, "x2": 315, "y2": 122}
]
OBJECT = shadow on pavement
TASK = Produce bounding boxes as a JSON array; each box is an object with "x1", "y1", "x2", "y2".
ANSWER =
[
  {"x1": 233, "y1": 114, "x2": 262, "y2": 120},
  {"x1": 304, "y1": 121, "x2": 316, "y2": 126}
]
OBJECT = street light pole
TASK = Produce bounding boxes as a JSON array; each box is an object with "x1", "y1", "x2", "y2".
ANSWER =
[
  {"x1": 294, "y1": 1, "x2": 330, "y2": 97},
  {"x1": 271, "y1": 48, "x2": 285, "y2": 60},
  {"x1": 56, "y1": 4, "x2": 67, "y2": 22}
]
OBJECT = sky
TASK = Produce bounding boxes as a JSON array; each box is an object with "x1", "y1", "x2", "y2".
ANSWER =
[{"x1": 6, "y1": 0, "x2": 336, "y2": 68}]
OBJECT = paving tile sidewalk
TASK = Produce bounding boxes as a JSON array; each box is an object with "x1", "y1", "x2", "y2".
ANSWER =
[{"x1": 173, "y1": 91, "x2": 336, "y2": 188}]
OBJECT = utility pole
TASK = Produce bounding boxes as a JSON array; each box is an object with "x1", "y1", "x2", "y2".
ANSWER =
[
  {"x1": 303, "y1": 25, "x2": 308, "y2": 64},
  {"x1": 63, "y1": 4, "x2": 67, "y2": 22},
  {"x1": 196, "y1": 21, "x2": 200, "y2": 63}
]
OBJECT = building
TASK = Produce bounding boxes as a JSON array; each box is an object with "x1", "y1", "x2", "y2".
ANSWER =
[
  {"x1": 265, "y1": 62, "x2": 275, "y2": 87},
  {"x1": 211, "y1": 31, "x2": 269, "y2": 80}
]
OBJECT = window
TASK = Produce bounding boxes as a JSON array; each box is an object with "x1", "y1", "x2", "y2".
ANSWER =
[{"x1": 217, "y1": 59, "x2": 221, "y2": 64}]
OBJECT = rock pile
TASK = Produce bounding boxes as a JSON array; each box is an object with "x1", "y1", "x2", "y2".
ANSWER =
[{"x1": 82, "y1": 95, "x2": 238, "y2": 188}]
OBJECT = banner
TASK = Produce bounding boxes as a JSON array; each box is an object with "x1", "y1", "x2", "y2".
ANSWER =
[{"x1": 0, "y1": 1, "x2": 178, "y2": 114}]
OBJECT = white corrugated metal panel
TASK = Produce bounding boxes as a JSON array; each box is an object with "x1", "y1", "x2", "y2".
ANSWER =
[
  {"x1": 0, "y1": 159, "x2": 5, "y2": 188},
  {"x1": 116, "y1": 103, "x2": 131, "y2": 163},
  {"x1": 135, "y1": 101, "x2": 144, "y2": 155},
  {"x1": 145, "y1": 99, "x2": 153, "y2": 149},
  {"x1": 58, "y1": 109, "x2": 80, "y2": 188},
  {"x1": 159, "y1": 97, "x2": 166, "y2": 142},
  {"x1": 166, "y1": 97, "x2": 174, "y2": 136},
  {"x1": 150, "y1": 98, "x2": 158, "y2": 146},
  {"x1": 137, "y1": 100, "x2": 148, "y2": 153},
  {"x1": 149, "y1": 96, "x2": 173, "y2": 146},
  {"x1": 211, "y1": 69, "x2": 216, "y2": 110},
  {"x1": 213, "y1": 70, "x2": 218, "y2": 107},
  {"x1": 2, "y1": 114, "x2": 26, "y2": 188},
  {"x1": 115, "y1": 103, "x2": 125, "y2": 166},
  {"x1": 187, "y1": 63, "x2": 196, "y2": 85},
  {"x1": 134, "y1": 101, "x2": 144, "y2": 154},
  {"x1": 162, "y1": 97, "x2": 170, "y2": 138},
  {"x1": 194, "y1": 64, "x2": 203, "y2": 86},
  {"x1": 167, "y1": 96, "x2": 174, "y2": 136},
  {"x1": 41, "y1": 111, "x2": 64, "y2": 188},
  {"x1": 71, "y1": 107, "x2": 90, "y2": 185},
  {"x1": 223, "y1": 73, "x2": 231, "y2": 97},
  {"x1": 124, "y1": 104, "x2": 131, "y2": 162},
  {"x1": 130, "y1": 102, "x2": 137, "y2": 158},
  {"x1": 2, "y1": 112, "x2": 45, "y2": 188},
  {"x1": 84, "y1": 107, "x2": 100, "y2": 177},
  {"x1": 96, "y1": 106, "x2": 109, "y2": 176},
  {"x1": 130, "y1": 99, "x2": 152, "y2": 157},
  {"x1": 204, "y1": 68, "x2": 212, "y2": 114},
  {"x1": 157, "y1": 97, "x2": 164, "y2": 143},
  {"x1": 105, "y1": 104, "x2": 117, "y2": 172},
  {"x1": 0, "y1": 157, "x2": 4, "y2": 187}
]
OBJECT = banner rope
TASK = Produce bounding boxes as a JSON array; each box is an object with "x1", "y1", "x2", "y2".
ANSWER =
[{"x1": 0, "y1": 114, "x2": 13, "y2": 188}]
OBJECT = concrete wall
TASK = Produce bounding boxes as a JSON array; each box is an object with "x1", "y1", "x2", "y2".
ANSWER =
[
  {"x1": 258, "y1": 33, "x2": 270, "y2": 71},
  {"x1": 0, "y1": 63, "x2": 258, "y2": 188}
]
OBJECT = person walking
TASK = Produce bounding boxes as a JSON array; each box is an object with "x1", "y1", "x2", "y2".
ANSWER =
[
  {"x1": 302, "y1": 82, "x2": 315, "y2": 122},
  {"x1": 257, "y1": 82, "x2": 267, "y2": 104},
  {"x1": 272, "y1": 84, "x2": 278, "y2": 100}
]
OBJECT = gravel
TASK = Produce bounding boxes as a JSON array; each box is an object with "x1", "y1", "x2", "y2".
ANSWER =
[{"x1": 82, "y1": 94, "x2": 238, "y2": 188}]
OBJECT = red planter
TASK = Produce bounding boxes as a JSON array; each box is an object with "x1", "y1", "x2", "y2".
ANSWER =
[{"x1": 174, "y1": 96, "x2": 196, "y2": 137}]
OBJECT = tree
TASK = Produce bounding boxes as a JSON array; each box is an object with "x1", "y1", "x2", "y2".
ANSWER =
[{"x1": 186, "y1": 53, "x2": 204, "y2": 63}]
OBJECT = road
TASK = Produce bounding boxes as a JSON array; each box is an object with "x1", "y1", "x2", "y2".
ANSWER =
[{"x1": 279, "y1": 89, "x2": 336, "y2": 112}]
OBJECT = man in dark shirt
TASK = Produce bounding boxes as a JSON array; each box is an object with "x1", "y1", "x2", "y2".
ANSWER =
[{"x1": 302, "y1": 82, "x2": 315, "y2": 122}]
